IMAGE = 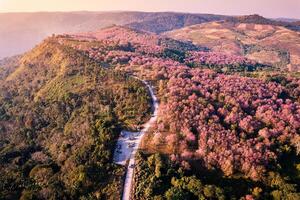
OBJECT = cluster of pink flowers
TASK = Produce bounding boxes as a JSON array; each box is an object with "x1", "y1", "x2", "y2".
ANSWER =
[
  {"x1": 68, "y1": 26, "x2": 257, "y2": 70},
  {"x1": 62, "y1": 27, "x2": 300, "y2": 180},
  {"x1": 185, "y1": 51, "x2": 256, "y2": 67},
  {"x1": 161, "y1": 69, "x2": 300, "y2": 179},
  {"x1": 71, "y1": 26, "x2": 164, "y2": 55},
  {"x1": 86, "y1": 49, "x2": 135, "y2": 64}
]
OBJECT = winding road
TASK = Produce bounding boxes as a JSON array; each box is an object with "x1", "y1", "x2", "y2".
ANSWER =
[{"x1": 113, "y1": 77, "x2": 158, "y2": 200}]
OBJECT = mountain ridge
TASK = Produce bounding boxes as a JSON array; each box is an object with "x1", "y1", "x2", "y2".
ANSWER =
[{"x1": 1, "y1": 11, "x2": 300, "y2": 59}]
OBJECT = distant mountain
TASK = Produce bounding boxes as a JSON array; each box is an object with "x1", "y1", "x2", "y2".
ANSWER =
[
  {"x1": 286, "y1": 21, "x2": 300, "y2": 31},
  {"x1": 127, "y1": 13, "x2": 300, "y2": 34},
  {"x1": 230, "y1": 14, "x2": 278, "y2": 24},
  {"x1": 126, "y1": 13, "x2": 231, "y2": 33},
  {"x1": 0, "y1": 11, "x2": 229, "y2": 59},
  {"x1": 1, "y1": 12, "x2": 300, "y2": 59},
  {"x1": 275, "y1": 17, "x2": 300, "y2": 22},
  {"x1": 229, "y1": 14, "x2": 300, "y2": 31}
]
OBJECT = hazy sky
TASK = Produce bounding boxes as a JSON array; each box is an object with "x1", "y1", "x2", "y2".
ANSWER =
[{"x1": 1, "y1": 0, "x2": 300, "y2": 19}]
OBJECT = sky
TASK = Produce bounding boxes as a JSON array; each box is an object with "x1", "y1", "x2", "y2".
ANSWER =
[{"x1": 0, "y1": 0, "x2": 300, "y2": 19}]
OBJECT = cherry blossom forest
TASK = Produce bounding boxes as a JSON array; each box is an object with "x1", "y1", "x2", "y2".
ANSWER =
[{"x1": 64, "y1": 26, "x2": 300, "y2": 198}]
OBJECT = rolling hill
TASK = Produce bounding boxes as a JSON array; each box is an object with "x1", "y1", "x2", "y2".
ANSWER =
[{"x1": 165, "y1": 21, "x2": 300, "y2": 71}]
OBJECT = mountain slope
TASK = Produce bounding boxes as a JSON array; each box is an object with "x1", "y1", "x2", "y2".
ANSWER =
[
  {"x1": 165, "y1": 21, "x2": 300, "y2": 71},
  {"x1": 0, "y1": 35, "x2": 152, "y2": 199}
]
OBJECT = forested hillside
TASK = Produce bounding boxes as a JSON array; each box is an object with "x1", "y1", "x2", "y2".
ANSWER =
[{"x1": 0, "y1": 36, "x2": 151, "y2": 199}]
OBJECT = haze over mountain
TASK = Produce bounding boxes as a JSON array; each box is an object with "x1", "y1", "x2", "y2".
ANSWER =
[
  {"x1": 0, "y1": 11, "x2": 228, "y2": 59},
  {"x1": 1, "y1": 11, "x2": 300, "y2": 60}
]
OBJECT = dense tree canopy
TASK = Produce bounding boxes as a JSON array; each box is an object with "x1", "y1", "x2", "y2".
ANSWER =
[{"x1": 0, "y1": 37, "x2": 151, "y2": 199}]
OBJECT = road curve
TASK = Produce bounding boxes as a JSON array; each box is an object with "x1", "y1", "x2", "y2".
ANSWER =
[{"x1": 122, "y1": 77, "x2": 158, "y2": 200}]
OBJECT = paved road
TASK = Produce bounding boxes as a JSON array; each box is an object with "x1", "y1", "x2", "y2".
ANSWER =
[
  {"x1": 113, "y1": 77, "x2": 158, "y2": 200},
  {"x1": 113, "y1": 130, "x2": 140, "y2": 165}
]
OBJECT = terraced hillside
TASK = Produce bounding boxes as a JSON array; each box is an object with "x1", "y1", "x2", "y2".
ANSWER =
[{"x1": 165, "y1": 21, "x2": 300, "y2": 71}]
